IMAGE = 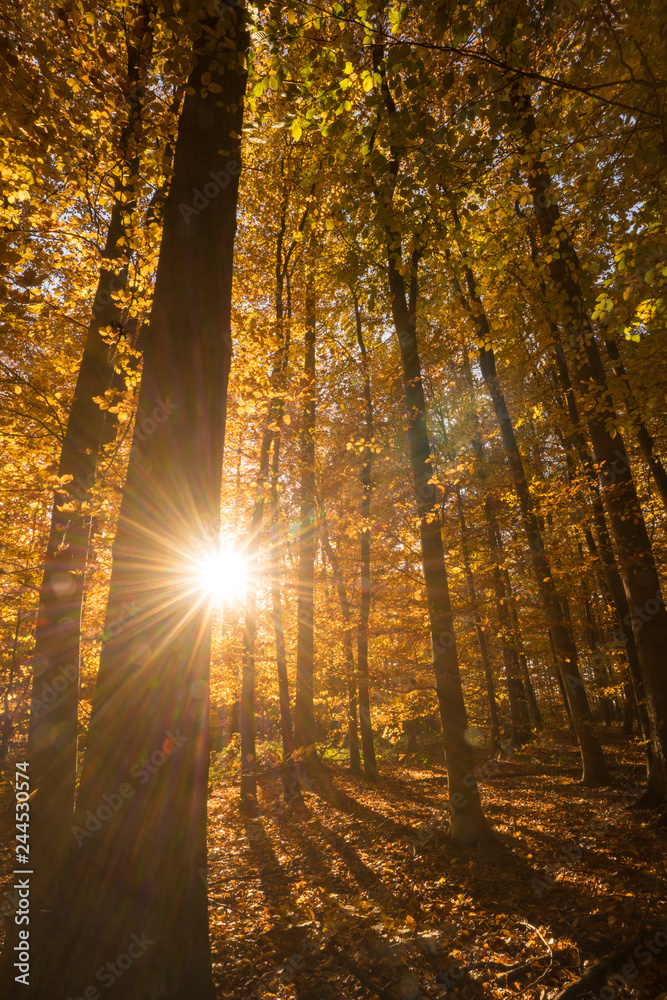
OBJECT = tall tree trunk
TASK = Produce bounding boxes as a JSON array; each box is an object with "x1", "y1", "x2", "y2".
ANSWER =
[
  {"x1": 269, "y1": 187, "x2": 299, "y2": 796},
  {"x1": 0, "y1": 606, "x2": 22, "y2": 761},
  {"x1": 484, "y1": 500, "x2": 531, "y2": 747},
  {"x1": 353, "y1": 290, "x2": 378, "y2": 780},
  {"x1": 373, "y1": 42, "x2": 490, "y2": 844},
  {"x1": 452, "y1": 264, "x2": 608, "y2": 782},
  {"x1": 21, "y1": 11, "x2": 248, "y2": 999},
  {"x1": 3, "y1": 9, "x2": 156, "y2": 983},
  {"x1": 582, "y1": 585, "x2": 613, "y2": 727},
  {"x1": 550, "y1": 341, "x2": 651, "y2": 760},
  {"x1": 513, "y1": 87, "x2": 667, "y2": 805},
  {"x1": 504, "y1": 567, "x2": 543, "y2": 732},
  {"x1": 387, "y1": 258, "x2": 490, "y2": 843},
  {"x1": 294, "y1": 263, "x2": 318, "y2": 752},
  {"x1": 603, "y1": 334, "x2": 667, "y2": 508},
  {"x1": 454, "y1": 482, "x2": 501, "y2": 748},
  {"x1": 239, "y1": 212, "x2": 296, "y2": 808},
  {"x1": 322, "y1": 528, "x2": 362, "y2": 775},
  {"x1": 239, "y1": 430, "x2": 272, "y2": 814},
  {"x1": 270, "y1": 427, "x2": 297, "y2": 794}
]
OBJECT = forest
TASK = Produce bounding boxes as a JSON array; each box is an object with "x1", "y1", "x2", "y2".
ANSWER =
[{"x1": 0, "y1": 0, "x2": 666, "y2": 997}]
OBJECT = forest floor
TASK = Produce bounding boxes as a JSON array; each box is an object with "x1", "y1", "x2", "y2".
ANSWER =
[
  {"x1": 1, "y1": 727, "x2": 666, "y2": 999},
  {"x1": 206, "y1": 728, "x2": 667, "y2": 1000}
]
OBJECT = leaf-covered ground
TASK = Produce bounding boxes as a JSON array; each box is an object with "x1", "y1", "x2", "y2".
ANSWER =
[
  {"x1": 1, "y1": 730, "x2": 666, "y2": 998},
  {"x1": 207, "y1": 731, "x2": 667, "y2": 1000}
]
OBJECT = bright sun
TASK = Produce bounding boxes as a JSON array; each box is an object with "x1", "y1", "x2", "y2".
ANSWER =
[{"x1": 195, "y1": 543, "x2": 247, "y2": 604}]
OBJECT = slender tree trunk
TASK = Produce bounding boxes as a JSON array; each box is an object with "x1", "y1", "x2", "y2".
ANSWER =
[
  {"x1": 270, "y1": 431, "x2": 298, "y2": 794},
  {"x1": 374, "y1": 44, "x2": 490, "y2": 843},
  {"x1": 582, "y1": 587, "x2": 612, "y2": 726},
  {"x1": 603, "y1": 334, "x2": 667, "y2": 508},
  {"x1": 484, "y1": 500, "x2": 531, "y2": 747},
  {"x1": 452, "y1": 264, "x2": 608, "y2": 782},
  {"x1": 268, "y1": 192, "x2": 298, "y2": 796},
  {"x1": 504, "y1": 567, "x2": 543, "y2": 731},
  {"x1": 322, "y1": 529, "x2": 362, "y2": 775},
  {"x1": 239, "y1": 430, "x2": 272, "y2": 814},
  {"x1": 239, "y1": 214, "x2": 296, "y2": 809},
  {"x1": 460, "y1": 343, "x2": 550, "y2": 739},
  {"x1": 454, "y1": 482, "x2": 501, "y2": 748},
  {"x1": 353, "y1": 291, "x2": 378, "y2": 780},
  {"x1": 21, "y1": 12, "x2": 248, "y2": 999},
  {"x1": 514, "y1": 87, "x2": 667, "y2": 804},
  {"x1": 547, "y1": 630, "x2": 573, "y2": 723},
  {"x1": 294, "y1": 263, "x2": 318, "y2": 752},
  {"x1": 550, "y1": 342, "x2": 651, "y2": 759},
  {"x1": 0, "y1": 606, "x2": 22, "y2": 760},
  {"x1": 387, "y1": 261, "x2": 490, "y2": 842}
]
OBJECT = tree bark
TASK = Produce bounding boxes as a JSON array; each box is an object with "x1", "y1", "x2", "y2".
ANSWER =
[
  {"x1": 514, "y1": 87, "x2": 667, "y2": 804},
  {"x1": 603, "y1": 334, "x2": 667, "y2": 508},
  {"x1": 452, "y1": 263, "x2": 608, "y2": 782},
  {"x1": 240, "y1": 206, "x2": 297, "y2": 809},
  {"x1": 504, "y1": 567, "x2": 543, "y2": 731},
  {"x1": 322, "y1": 528, "x2": 362, "y2": 775},
  {"x1": 484, "y1": 499, "x2": 531, "y2": 747},
  {"x1": 4, "y1": 8, "x2": 156, "y2": 983},
  {"x1": 21, "y1": 9, "x2": 248, "y2": 998},
  {"x1": 353, "y1": 290, "x2": 379, "y2": 780},
  {"x1": 294, "y1": 262, "x2": 318, "y2": 752},
  {"x1": 454, "y1": 482, "x2": 501, "y2": 748},
  {"x1": 269, "y1": 184, "x2": 298, "y2": 796},
  {"x1": 373, "y1": 41, "x2": 491, "y2": 844},
  {"x1": 239, "y1": 430, "x2": 272, "y2": 814},
  {"x1": 550, "y1": 342, "x2": 651, "y2": 758},
  {"x1": 387, "y1": 259, "x2": 491, "y2": 843},
  {"x1": 270, "y1": 429, "x2": 298, "y2": 794}
]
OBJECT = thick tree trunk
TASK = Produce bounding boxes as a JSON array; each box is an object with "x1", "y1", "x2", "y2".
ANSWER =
[
  {"x1": 453, "y1": 265, "x2": 608, "y2": 782},
  {"x1": 3, "y1": 10, "x2": 156, "y2": 983},
  {"x1": 353, "y1": 291, "x2": 379, "y2": 780},
  {"x1": 454, "y1": 483, "x2": 501, "y2": 748},
  {"x1": 514, "y1": 88, "x2": 667, "y2": 804},
  {"x1": 21, "y1": 11, "x2": 248, "y2": 999},
  {"x1": 294, "y1": 265, "x2": 318, "y2": 752},
  {"x1": 484, "y1": 500, "x2": 531, "y2": 747}
]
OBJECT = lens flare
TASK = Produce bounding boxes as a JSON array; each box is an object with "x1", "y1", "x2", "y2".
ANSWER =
[{"x1": 194, "y1": 542, "x2": 247, "y2": 603}]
